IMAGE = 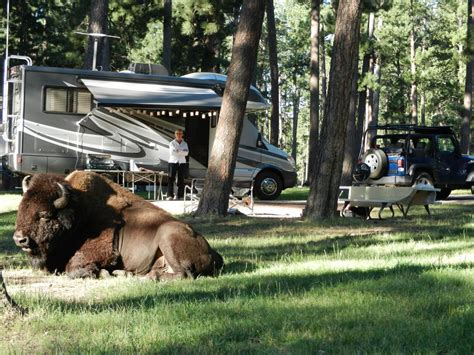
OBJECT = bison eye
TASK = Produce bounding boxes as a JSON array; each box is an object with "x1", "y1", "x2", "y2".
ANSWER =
[{"x1": 38, "y1": 211, "x2": 53, "y2": 221}]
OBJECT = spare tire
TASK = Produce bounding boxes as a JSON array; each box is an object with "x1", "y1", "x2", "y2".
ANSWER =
[{"x1": 361, "y1": 149, "x2": 388, "y2": 179}]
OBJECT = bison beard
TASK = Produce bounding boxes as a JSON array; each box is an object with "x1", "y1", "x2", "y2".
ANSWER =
[{"x1": 13, "y1": 172, "x2": 223, "y2": 280}]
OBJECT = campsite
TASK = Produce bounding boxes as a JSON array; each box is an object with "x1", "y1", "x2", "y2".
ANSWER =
[{"x1": 1, "y1": 0, "x2": 474, "y2": 353}]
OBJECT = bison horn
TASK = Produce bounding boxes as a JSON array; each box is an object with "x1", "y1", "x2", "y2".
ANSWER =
[
  {"x1": 53, "y1": 183, "x2": 70, "y2": 209},
  {"x1": 22, "y1": 175, "x2": 31, "y2": 194}
]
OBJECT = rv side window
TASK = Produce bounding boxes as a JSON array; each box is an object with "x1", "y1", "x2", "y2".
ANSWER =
[{"x1": 44, "y1": 87, "x2": 92, "y2": 114}]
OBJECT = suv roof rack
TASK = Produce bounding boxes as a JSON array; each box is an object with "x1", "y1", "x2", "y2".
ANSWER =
[{"x1": 369, "y1": 124, "x2": 454, "y2": 135}]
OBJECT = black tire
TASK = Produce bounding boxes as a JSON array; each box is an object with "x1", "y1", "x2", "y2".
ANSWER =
[
  {"x1": 436, "y1": 188, "x2": 451, "y2": 200},
  {"x1": 254, "y1": 171, "x2": 282, "y2": 200},
  {"x1": 361, "y1": 149, "x2": 388, "y2": 179},
  {"x1": 413, "y1": 172, "x2": 434, "y2": 187}
]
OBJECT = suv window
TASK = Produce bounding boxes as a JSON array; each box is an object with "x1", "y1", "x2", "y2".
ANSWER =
[
  {"x1": 374, "y1": 137, "x2": 405, "y2": 154},
  {"x1": 409, "y1": 137, "x2": 434, "y2": 158},
  {"x1": 437, "y1": 136, "x2": 456, "y2": 154}
]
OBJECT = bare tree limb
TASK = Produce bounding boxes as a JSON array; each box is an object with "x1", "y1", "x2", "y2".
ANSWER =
[{"x1": 0, "y1": 270, "x2": 27, "y2": 315}]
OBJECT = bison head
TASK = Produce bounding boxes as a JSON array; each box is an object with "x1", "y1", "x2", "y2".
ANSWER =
[{"x1": 13, "y1": 174, "x2": 78, "y2": 272}]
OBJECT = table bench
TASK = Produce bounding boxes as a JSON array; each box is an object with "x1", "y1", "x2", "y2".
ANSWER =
[{"x1": 338, "y1": 184, "x2": 439, "y2": 219}]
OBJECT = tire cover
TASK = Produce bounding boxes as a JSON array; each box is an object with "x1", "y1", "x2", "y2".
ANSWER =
[{"x1": 362, "y1": 148, "x2": 388, "y2": 179}]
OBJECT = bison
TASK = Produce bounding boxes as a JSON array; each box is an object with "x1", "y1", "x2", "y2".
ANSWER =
[{"x1": 12, "y1": 171, "x2": 223, "y2": 280}]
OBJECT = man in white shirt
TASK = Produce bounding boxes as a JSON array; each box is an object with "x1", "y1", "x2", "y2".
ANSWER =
[{"x1": 167, "y1": 129, "x2": 189, "y2": 200}]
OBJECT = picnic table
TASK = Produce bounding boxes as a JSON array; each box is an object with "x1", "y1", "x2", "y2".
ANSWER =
[{"x1": 338, "y1": 184, "x2": 439, "y2": 219}]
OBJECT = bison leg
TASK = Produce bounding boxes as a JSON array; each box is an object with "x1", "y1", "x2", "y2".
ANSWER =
[
  {"x1": 155, "y1": 222, "x2": 218, "y2": 279},
  {"x1": 145, "y1": 255, "x2": 187, "y2": 281},
  {"x1": 65, "y1": 229, "x2": 120, "y2": 279},
  {"x1": 65, "y1": 252, "x2": 101, "y2": 278}
]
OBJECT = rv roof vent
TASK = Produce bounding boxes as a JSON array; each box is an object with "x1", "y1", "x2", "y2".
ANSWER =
[{"x1": 128, "y1": 63, "x2": 169, "y2": 76}]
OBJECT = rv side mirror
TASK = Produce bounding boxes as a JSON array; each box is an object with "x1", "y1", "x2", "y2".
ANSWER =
[{"x1": 257, "y1": 133, "x2": 264, "y2": 148}]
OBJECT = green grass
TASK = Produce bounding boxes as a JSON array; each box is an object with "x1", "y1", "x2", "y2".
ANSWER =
[
  {"x1": 279, "y1": 186, "x2": 473, "y2": 200},
  {"x1": 0, "y1": 203, "x2": 473, "y2": 353},
  {"x1": 278, "y1": 186, "x2": 309, "y2": 200}
]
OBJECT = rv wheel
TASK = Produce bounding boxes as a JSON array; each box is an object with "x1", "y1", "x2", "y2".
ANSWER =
[{"x1": 254, "y1": 171, "x2": 282, "y2": 200}]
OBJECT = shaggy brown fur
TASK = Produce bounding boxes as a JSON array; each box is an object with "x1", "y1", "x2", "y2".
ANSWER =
[{"x1": 13, "y1": 171, "x2": 223, "y2": 280}]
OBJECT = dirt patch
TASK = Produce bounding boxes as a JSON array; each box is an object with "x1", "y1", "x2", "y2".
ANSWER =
[{"x1": 1, "y1": 269, "x2": 117, "y2": 301}]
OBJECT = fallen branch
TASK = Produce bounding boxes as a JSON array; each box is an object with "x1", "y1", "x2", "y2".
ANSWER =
[{"x1": 0, "y1": 270, "x2": 27, "y2": 315}]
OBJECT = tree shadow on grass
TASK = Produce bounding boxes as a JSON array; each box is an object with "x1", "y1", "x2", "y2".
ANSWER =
[
  {"x1": 10, "y1": 262, "x2": 473, "y2": 354},
  {"x1": 21, "y1": 262, "x2": 472, "y2": 314},
  {"x1": 218, "y1": 231, "x2": 471, "y2": 270}
]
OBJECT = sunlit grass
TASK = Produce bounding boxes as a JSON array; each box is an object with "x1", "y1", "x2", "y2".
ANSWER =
[
  {"x1": 0, "y1": 194, "x2": 22, "y2": 214},
  {"x1": 0, "y1": 202, "x2": 472, "y2": 353},
  {"x1": 278, "y1": 186, "x2": 309, "y2": 200}
]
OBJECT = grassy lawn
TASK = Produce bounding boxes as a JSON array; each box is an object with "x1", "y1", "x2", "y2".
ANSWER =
[
  {"x1": 279, "y1": 186, "x2": 473, "y2": 200},
  {"x1": 0, "y1": 202, "x2": 473, "y2": 353},
  {"x1": 278, "y1": 186, "x2": 309, "y2": 200}
]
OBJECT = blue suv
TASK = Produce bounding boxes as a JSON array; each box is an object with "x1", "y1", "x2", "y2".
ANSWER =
[{"x1": 356, "y1": 125, "x2": 474, "y2": 199}]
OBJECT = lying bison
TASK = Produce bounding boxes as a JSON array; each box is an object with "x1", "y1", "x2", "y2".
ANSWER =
[{"x1": 12, "y1": 171, "x2": 223, "y2": 280}]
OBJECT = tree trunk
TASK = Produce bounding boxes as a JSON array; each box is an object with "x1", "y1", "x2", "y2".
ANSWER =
[
  {"x1": 304, "y1": 0, "x2": 362, "y2": 219},
  {"x1": 266, "y1": 0, "x2": 280, "y2": 146},
  {"x1": 365, "y1": 13, "x2": 376, "y2": 147},
  {"x1": 372, "y1": 17, "x2": 383, "y2": 126},
  {"x1": 461, "y1": 0, "x2": 473, "y2": 154},
  {"x1": 372, "y1": 55, "x2": 381, "y2": 125},
  {"x1": 163, "y1": 0, "x2": 172, "y2": 73},
  {"x1": 291, "y1": 89, "x2": 300, "y2": 163},
  {"x1": 307, "y1": 0, "x2": 320, "y2": 184},
  {"x1": 358, "y1": 13, "x2": 374, "y2": 150},
  {"x1": 84, "y1": 0, "x2": 109, "y2": 70},
  {"x1": 321, "y1": 23, "x2": 327, "y2": 119},
  {"x1": 341, "y1": 67, "x2": 359, "y2": 186},
  {"x1": 409, "y1": 1, "x2": 417, "y2": 125},
  {"x1": 194, "y1": 0, "x2": 265, "y2": 217}
]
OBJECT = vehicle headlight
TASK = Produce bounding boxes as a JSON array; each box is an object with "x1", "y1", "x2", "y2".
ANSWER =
[{"x1": 287, "y1": 155, "x2": 296, "y2": 168}]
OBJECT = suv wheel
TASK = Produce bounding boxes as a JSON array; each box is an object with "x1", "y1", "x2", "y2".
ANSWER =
[
  {"x1": 413, "y1": 172, "x2": 434, "y2": 187},
  {"x1": 361, "y1": 149, "x2": 388, "y2": 179},
  {"x1": 436, "y1": 188, "x2": 451, "y2": 200}
]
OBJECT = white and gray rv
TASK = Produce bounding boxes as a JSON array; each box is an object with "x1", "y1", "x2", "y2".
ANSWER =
[{"x1": 0, "y1": 58, "x2": 296, "y2": 199}]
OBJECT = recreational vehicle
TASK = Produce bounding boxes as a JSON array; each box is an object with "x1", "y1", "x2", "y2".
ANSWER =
[{"x1": 0, "y1": 59, "x2": 296, "y2": 199}]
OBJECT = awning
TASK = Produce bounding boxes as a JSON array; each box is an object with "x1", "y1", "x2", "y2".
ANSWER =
[{"x1": 80, "y1": 78, "x2": 268, "y2": 111}]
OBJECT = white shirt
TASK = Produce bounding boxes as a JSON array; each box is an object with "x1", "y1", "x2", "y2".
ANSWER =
[{"x1": 168, "y1": 139, "x2": 189, "y2": 164}]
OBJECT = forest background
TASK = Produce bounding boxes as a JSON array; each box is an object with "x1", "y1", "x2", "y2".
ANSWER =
[{"x1": 1, "y1": 0, "x2": 472, "y2": 184}]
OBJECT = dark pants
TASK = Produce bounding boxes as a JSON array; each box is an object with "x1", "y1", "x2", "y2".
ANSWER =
[{"x1": 168, "y1": 163, "x2": 187, "y2": 198}]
